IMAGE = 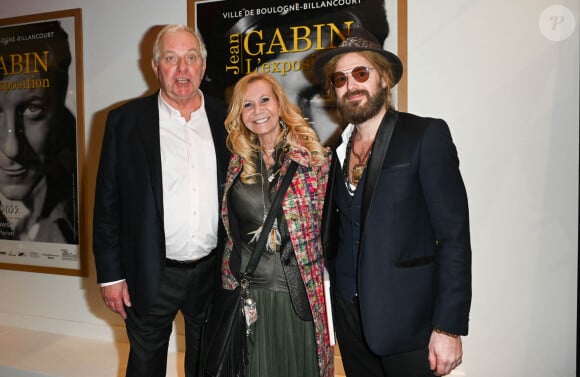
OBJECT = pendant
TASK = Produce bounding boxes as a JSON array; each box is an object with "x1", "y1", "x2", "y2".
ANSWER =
[
  {"x1": 267, "y1": 168, "x2": 280, "y2": 182},
  {"x1": 352, "y1": 164, "x2": 366, "y2": 184},
  {"x1": 266, "y1": 219, "x2": 281, "y2": 253}
]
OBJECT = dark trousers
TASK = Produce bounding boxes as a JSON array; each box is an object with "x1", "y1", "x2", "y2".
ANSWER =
[
  {"x1": 333, "y1": 293, "x2": 435, "y2": 377},
  {"x1": 124, "y1": 254, "x2": 216, "y2": 377}
]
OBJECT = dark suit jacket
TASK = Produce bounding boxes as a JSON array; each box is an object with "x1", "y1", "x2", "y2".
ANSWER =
[
  {"x1": 323, "y1": 110, "x2": 472, "y2": 356},
  {"x1": 93, "y1": 92, "x2": 228, "y2": 316}
]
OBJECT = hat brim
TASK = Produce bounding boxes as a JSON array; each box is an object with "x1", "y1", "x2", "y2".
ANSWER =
[{"x1": 313, "y1": 46, "x2": 403, "y2": 86}]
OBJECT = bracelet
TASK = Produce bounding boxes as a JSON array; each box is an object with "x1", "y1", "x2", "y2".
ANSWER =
[{"x1": 434, "y1": 328, "x2": 459, "y2": 338}]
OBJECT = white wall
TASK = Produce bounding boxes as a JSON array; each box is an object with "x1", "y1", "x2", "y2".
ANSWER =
[{"x1": 0, "y1": 1, "x2": 578, "y2": 376}]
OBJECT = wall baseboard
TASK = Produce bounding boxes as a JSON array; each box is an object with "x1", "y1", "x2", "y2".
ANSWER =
[{"x1": 0, "y1": 366, "x2": 57, "y2": 377}]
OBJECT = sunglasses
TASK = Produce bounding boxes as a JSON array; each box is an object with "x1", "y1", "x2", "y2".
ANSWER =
[{"x1": 330, "y1": 66, "x2": 374, "y2": 88}]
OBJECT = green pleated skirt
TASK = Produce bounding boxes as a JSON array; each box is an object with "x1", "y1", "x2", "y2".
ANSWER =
[{"x1": 245, "y1": 290, "x2": 319, "y2": 377}]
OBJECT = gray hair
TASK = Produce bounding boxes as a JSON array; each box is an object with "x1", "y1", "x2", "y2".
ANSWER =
[{"x1": 152, "y1": 24, "x2": 207, "y2": 64}]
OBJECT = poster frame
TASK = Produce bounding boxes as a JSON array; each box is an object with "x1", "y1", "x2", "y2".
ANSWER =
[
  {"x1": 0, "y1": 9, "x2": 86, "y2": 276},
  {"x1": 187, "y1": 0, "x2": 407, "y2": 112}
]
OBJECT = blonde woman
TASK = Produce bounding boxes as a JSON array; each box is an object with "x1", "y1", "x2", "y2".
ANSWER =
[{"x1": 220, "y1": 73, "x2": 333, "y2": 377}]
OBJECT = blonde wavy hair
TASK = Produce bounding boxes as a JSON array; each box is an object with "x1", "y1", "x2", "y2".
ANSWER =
[{"x1": 225, "y1": 73, "x2": 326, "y2": 184}]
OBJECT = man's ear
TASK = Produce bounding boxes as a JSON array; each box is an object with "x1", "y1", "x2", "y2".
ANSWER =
[
  {"x1": 380, "y1": 77, "x2": 387, "y2": 89},
  {"x1": 151, "y1": 59, "x2": 158, "y2": 77}
]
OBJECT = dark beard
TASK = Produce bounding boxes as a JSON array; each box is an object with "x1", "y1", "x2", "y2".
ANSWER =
[{"x1": 337, "y1": 89, "x2": 385, "y2": 124}]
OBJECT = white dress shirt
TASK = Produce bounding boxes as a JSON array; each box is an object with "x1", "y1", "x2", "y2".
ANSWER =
[
  {"x1": 158, "y1": 92, "x2": 218, "y2": 261},
  {"x1": 337, "y1": 123, "x2": 357, "y2": 196}
]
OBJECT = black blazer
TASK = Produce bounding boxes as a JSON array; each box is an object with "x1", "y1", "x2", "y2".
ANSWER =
[
  {"x1": 323, "y1": 110, "x2": 472, "y2": 356},
  {"x1": 93, "y1": 92, "x2": 228, "y2": 316}
]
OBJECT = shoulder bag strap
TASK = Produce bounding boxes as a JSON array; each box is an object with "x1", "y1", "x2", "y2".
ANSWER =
[{"x1": 242, "y1": 161, "x2": 298, "y2": 279}]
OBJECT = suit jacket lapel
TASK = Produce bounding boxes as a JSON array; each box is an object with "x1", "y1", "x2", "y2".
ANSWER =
[
  {"x1": 322, "y1": 147, "x2": 341, "y2": 259},
  {"x1": 204, "y1": 97, "x2": 228, "y2": 197},
  {"x1": 360, "y1": 110, "x2": 398, "y2": 236},
  {"x1": 138, "y1": 93, "x2": 164, "y2": 220}
]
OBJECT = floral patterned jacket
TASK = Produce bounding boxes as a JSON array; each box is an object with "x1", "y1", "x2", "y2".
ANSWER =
[{"x1": 221, "y1": 145, "x2": 333, "y2": 377}]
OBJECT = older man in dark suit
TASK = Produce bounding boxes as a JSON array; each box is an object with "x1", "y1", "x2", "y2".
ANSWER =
[
  {"x1": 93, "y1": 25, "x2": 227, "y2": 377},
  {"x1": 317, "y1": 29, "x2": 472, "y2": 377}
]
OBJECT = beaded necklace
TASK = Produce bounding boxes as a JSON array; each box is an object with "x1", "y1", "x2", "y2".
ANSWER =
[{"x1": 342, "y1": 128, "x2": 373, "y2": 194}]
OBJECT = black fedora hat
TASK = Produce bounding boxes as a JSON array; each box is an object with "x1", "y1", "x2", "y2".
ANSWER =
[{"x1": 314, "y1": 28, "x2": 403, "y2": 86}]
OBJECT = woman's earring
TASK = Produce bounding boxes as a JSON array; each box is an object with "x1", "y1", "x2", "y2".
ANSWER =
[{"x1": 279, "y1": 119, "x2": 287, "y2": 132}]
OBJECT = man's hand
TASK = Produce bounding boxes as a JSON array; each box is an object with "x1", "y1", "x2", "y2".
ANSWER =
[
  {"x1": 428, "y1": 330, "x2": 463, "y2": 376},
  {"x1": 100, "y1": 281, "x2": 131, "y2": 319}
]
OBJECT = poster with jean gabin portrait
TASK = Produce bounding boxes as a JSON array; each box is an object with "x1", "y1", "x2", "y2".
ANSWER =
[
  {"x1": 0, "y1": 9, "x2": 85, "y2": 276},
  {"x1": 189, "y1": 0, "x2": 406, "y2": 146}
]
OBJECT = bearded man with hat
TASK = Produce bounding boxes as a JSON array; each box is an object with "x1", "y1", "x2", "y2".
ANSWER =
[{"x1": 317, "y1": 29, "x2": 472, "y2": 376}]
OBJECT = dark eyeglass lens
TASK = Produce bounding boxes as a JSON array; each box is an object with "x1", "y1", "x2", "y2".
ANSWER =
[
  {"x1": 331, "y1": 67, "x2": 370, "y2": 88},
  {"x1": 352, "y1": 67, "x2": 370, "y2": 82},
  {"x1": 331, "y1": 73, "x2": 347, "y2": 88}
]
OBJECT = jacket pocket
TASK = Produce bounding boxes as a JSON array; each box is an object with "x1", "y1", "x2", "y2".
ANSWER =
[
  {"x1": 383, "y1": 161, "x2": 411, "y2": 170},
  {"x1": 395, "y1": 255, "x2": 435, "y2": 268}
]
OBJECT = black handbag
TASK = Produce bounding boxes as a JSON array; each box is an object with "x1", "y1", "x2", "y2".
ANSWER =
[{"x1": 201, "y1": 161, "x2": 298, "y2": 377}]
